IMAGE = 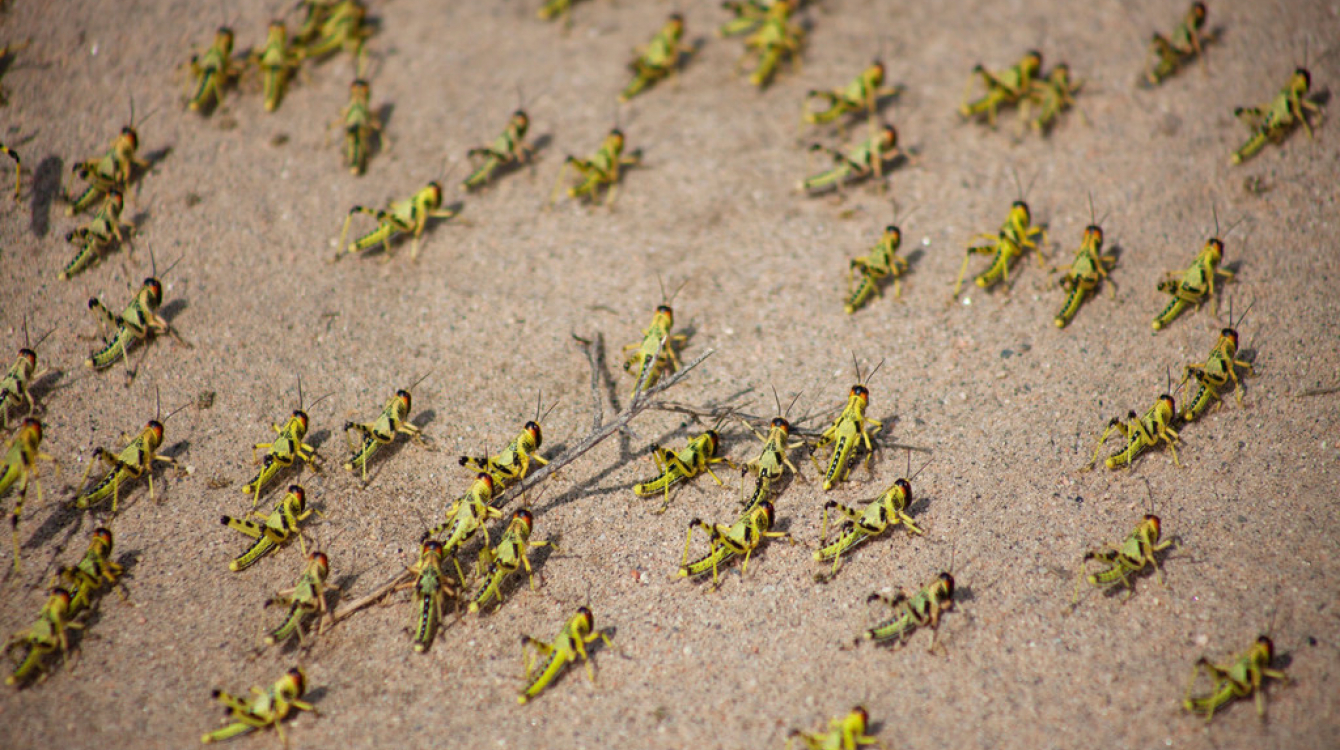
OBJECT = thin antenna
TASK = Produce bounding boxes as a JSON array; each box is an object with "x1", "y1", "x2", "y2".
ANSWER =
[{"x1": 865, "y1": 357, "x2": 885, "y2": 385}]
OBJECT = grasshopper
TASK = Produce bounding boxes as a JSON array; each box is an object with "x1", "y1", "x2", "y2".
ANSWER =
[
  {"x1": 1181, "y1": 301, "x2": 1255, "y2": 421},
  {"x1": 295, "y1": 0, "x2": 370, "y2": 61},
  {"x1": 679, "y1": 500, "x2": 791, "y2": 589},
  {"x1": 72, "y1": 392, "x2": 186, "y2": 512},
  {"x1": 244, "y1": 377, "x2": 334, "y2": 501},
  {"x1": 293, "y1": 0, "x2": 333, "y2": 48},
  {"x1": 811, "y1": 358, "x2": 885, "y2": 491},
  {"x1": 338, "y1": 79, "x2": 382, "y2": 175},
  {"x1": 65, "y1": 101, "x2": 151, "y2": 215},
  {"x1": 633, "y1": 429, "x2": 730, "y2": 513},
  {"x1": 959, "y1": 50, "x2": 1043, "y2": 127},
  {"x1": 550, "y1": 128, "x2": 641, "y2": 207},
  {"x1": 342, "y1": 372, "x2": 431, "y2": 481},
  {"x1": 264, "y1": 551, "x2": 335, "y2": 646},
  {"x1": 469, "y1": 509, "x2": 553, "y2": 614},
  {"x1": 1184, "y1": 635, "x2": 1289, "y2": 721},
  {"x1": 1, "y1": 142, "x2": 20, "y2": 201},
  {"x1": 407, "y1": 540, "x2": 451, "y2": 651},
  {"x1": 1086, "y1": 382, "x2": 1181, "y2": 470},
  {"x1": 737, "y1": 385, "x2": 803, "y2": 515},
  {"x1": 458, "y1": 393, "x2": 554, "y2": 490},
  {"x1": 620, "y1": 14, "x2": 690, "y2": 102},
  {"x1": 223, "y1": 485, "x2": 317, "y2": 572},
  {"x1": 719, "y1": 0, "x2": 773, "y2": 38},
  {"x1": 201, "y1": 666, "x2": 317, "y2": 746},
  {"x1": 1, "y1": 319, "x2": 54, "y2": 429},
  {"x1": 537, "y1": 0, "x2": 588, "y2": 28},
  {"x1": 1143, "y1": 2, "x2": 1210, "y2": 87},
  {"x1": 1025, "y1": 63, "x2": 1081, "y2": 134},
  {"x1": 739, "y1": 0, "x2": 803, "y2": 88},
  {"x1": 800, "y1": 123, "x2": 900, "y2": 194},
  {"x1": 863, "y1": 570, "x2": 955, "y2": 651},
  {"x1": 423, "y1": 473, "x2": 502, "y2": 573},
  {"x1": 954, "y1": 180, "x2": 1048, "y2": 298},
  {"x1": 1152, "y1": 211, "x2": 1237, "y2": 330},
  {"x1": 813, "y1": 453, "x2": 928, "y2": 579},
  {"x1": 462, "y1": 109, "x2": 533, "y2": 191},
  {"x1": 518, "y1": 606, "x2": 614, "y2": 704},
  {"x1": 4, "y1": 587, "x2": 78, "y2": 686},
  {"x1": 2, "y1": 418, "x2": 56, "y2": 572},
  {"x1": 59, "y1": 527, "x2": 124, "y2": 615},
  {"x1": 337, "y1": 180, "x2": 458, "y2": 261},
  {"x1": 1052, "y1": 194, "x2": 1116, "y2": 328},
  {"x1": 846, "y1": 223, "x2": 910, "y2": 313},
  {"x1": 252, "y1": 20, "x2": 304, "y2": 112},
  {"x1": 1073, "y1": 513, "x2": 1173, "y2": 604},
  {"x1": 187, "y1": 27, "x2": 240, "y2": 113},
  {"x1": 804, "y1": 60, "x2": 901, "y2": 127},
  {"x1": 60, "y1": 189, "x2": 131, "y2": 280},
  {"x1": 1232, "y1": 65, "x2": 1322, "y2": 164},
  {"x1": 622, "y1": 284, "x2": 687, "y2": 396},
  {"x1": 85, "y1": 249, "x2": 187, "y2": 375},
  {"x1": 786, "y1": 706, "x2": 886, "y2": 750}
]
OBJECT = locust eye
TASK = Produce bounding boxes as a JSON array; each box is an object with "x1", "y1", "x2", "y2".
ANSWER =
[
  {"x1": 656, "y1": 304, "x2": 673, "y2": 315},
  {"x1": 477, "y1": 472, "x2": 494, "y2": 489},
  {"x1": 938, "y1": 572, "x2": 955, "y2": 595},
  {"x1": 94, "y1": 527, "x2": 114, "y2": 544},
  {"x1": 852, "y1": 385, "x2": 870, "y2": 400},
  {"x1": 771, "y1": 417, "x2": 789, "y2": 431},
  {"x1": 19, "y1": 349, "x2": 36, "y2": 364},
  {"x1": 514, "y1": 508, "x2": 534, "y2": 526}
]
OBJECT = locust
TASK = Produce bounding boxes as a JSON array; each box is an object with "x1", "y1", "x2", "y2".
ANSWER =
[
  {"x1": 846, "y1": 223, "x2": 910, "y2": 313},
  {"x1": 1231, "y1": 65, "x2": 1322, "y2": 164},
  {"x1": 633, "y1": 429, "x2": 730, "y2": 513},
  {"x1": 813, "y1": 454, "x2": 928, "y2": 579},
  {"x1": 342, "y1": 372, "x2": 431, "y2": 482},
  {"x1": 5, "y1": 587, "x2": 78, "y2": 686},
  {"x1": 338, "y1": 79, "x2": 382, "y2": 175},
  {"x1": 679, "y1": 500, "x2": 791, "y2": 590},
  {"x1": 1180, "y1": 300, "x2": 1255, "y2": 421},
  {"x1": 1073, "y1": 502, "x2": 1173, "y2": 605},
  {"x1": 252, "y1": 20, "x2": 304, "y2": 112},
  {"x1": 800, "y1": 124, "x2": 900, "y2": 194},
  {"x1": 296, "y1": 0, "x2": 370, "y2": 61},
  {"x1": 423, "y1": 473, "x2": 502, "y2": 573},
  {"x1": 187, "y1": 26, "x2": 240, "y2": 113},
  {"x1": 72, "y1": 393, "x2": 186, "y2": 513},
  {"x1": 407, "y1": 540, "x2": 451, "y2": 651},
  {"x1": 622, "y1": 291, "x2": 686, "y2": 397},
  {"x1": 458, "y1": 393, "x2": 554, "y2": 490},
  {"x1": 959, "y1": 50, "x2": 1043, "y2": 128},
  {"x1": 264, "y1": 551, "x2": 335, "y2": 646},
  {"x1": 65, "y1": 101, "x2": 151, "y2": 215},
  {"x1": 1183, "y1": 635, "x2": 1289, "y2": 721},
  {"x1": 59, "y1": 527, "x2": 124, "y2": 615},
  {"x1": 243, "y1": 377, "x2": 333, "y2": 501},
  {"x1": 1143, "y1": 2, "x2": 1211, "y2": 87},
  {"x1": 469, "y1": 509, "x2": 552, "y2": 614},
  {"x1": 620, "y1": 13, "x2": 689, "y2": 102},
  {"x1": 1025, "y1": 63, "x2": 1081, "y2": 134},
  {"x1": 786, "y1": 706, "x2": 886, "y2": 750},
  {"x1": 1, "y1": 319, "x2": 54, "y2": 429},
  {"x1": 1152, "y1": 211, "x2": 1237, "y2": 330},
  {"x1": 804, "y1": 60, "x2": 901, "y2": 127},
  {"x1": 337, "y1": 181, "x2": 459, "y2": 261},
  {"x1": 718, "y1": 0, "x2": 772, "y2": 38},
  {"x1": 518, "y1": 606, "x2": 614, "y2": 704},
  {"x1": 60, "y1": 189, "x2": 132, "y2": 280},
  {"x1": 863, "y1": 569, "x2": 955, "y2": 651},
  {"x1": 953, "y1": 192, "x2": 1048, "y2": 298},
  {"x1": 550, "y1": 128, "x2": 641, "y2": 207},
  {"x1": 1051, "y1": 194, "x2": 1115, "y2": 328},
  {"x1": 1085, "y1": 387, "x2": 1181, "y2": 470},
  {"x1": 222, "y1": 485, "x2": 316, "y2": 572},
  {"x1": 811, "y1": 357, "x2": 885, "y2": 491},
  {"x1": 738, "y1": 0, "x2": 803, "y2": 88},
  {"x1": 201, "y1": 667, "x2": 317, "y2": 746},
  {"x1": 85, "y1": 250, "x2": 187, "y2": 375},
  {"x1": 2, "y1": 418, "x2": 56, "y2": 572},
  {"x1": 462, "y1": 109, "x2": 532, "y2": 191}
]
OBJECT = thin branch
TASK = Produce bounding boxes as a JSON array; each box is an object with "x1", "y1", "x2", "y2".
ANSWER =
[
  {"x1": 1298, "y1": 386, "x2": 1340, "y2": 397},
  {"x1": 572, "y1": 332, "x2": 605, "y2": 431},
  {"x1": 330, "y1": 568, "x2": 412, "y2": 624}
]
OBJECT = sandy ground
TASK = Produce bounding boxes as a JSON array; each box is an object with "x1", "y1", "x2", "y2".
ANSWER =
[{"x1": 2, "y1": 0, "x2": 1339, "y2": 748}]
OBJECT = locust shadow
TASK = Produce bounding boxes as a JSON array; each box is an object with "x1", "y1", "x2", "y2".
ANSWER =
[{"x1": 28, "y1": 155, "x2": 61, "y2": 237}]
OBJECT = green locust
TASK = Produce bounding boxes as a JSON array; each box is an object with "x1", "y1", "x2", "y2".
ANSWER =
[
  {"x1": 337, "y1": 181, "x2": 459, "y2": 261},
  {"x1": 252, "y1": 20, "x2": 304, "y2": 112},
  {"x1": 73, "y1": 395, "x2": 185, "y2": 512},
  {"x1": 1180, "y1": 301, "x2": 1255, "y2": 421},
  {"x1": 458, "y1": 393, "x2": 554, "y2": 490},
  {"x1": 786, "y1": 706, "x2": 886, "y2": 750},
  {"x1": 633, "y1": 429, "x2": 729, "y2": 513},
  {"x1": 518, "y1": 606, "x2": 613, "y2": 704},
  {"x1": 679, "y1": 500, "x2": 791, "y2": 590},
  {"x1": 959, "y1": 50, "x2": 1043, "y2": 127},
  {"x1": 187, "y1": 27, "x2": 240, "y2": 113},
  {"x1": 863, "y1": 570, "x2": 955, "y2": 651},
  {"x1": 1143, "y1": 2, "x2": 1210, "y2": 87},
  {"x1": 1073, "y1": 513, "x2": 1173, "y2": 604},
  {"x1": 1051, "y1": 195, "x2": 1115, "y2": 328},
  {"x1": 201, "y1": 667, "x2": 317, "y2": 745},
  {"x1": 800, "y1": 123, "x2": 900, "y2": 194},
  {"x1": 338, "y1": 79, "x2": 382, "y2": 175},
  {"x1": 423, "y1": 473, "x2": 502, "y2": 566},
  {"x1": 550, "y1": 128, "x2": 641, "y2": 207},
  {"x1": 1183, "y1": 636, "x2": 1289, "y2": 721},
  {"x1": 1232, "y1": 63, "x2": 1322, "y2": 164},
  {"x1": 1, "y1": 319, "x2": 53, "y2": 429},
  {"x1": 846, "y1": 223, "x2": 910, "y2": 313},
  {"x1": 718, "y1": 0, "x2": 772, "y2": 38},
  {"x1": 953, "y1": 198, "x2": 1048, "y2": 298},
  {"x1": 296, "y1": 0, "x2": 370, "y2": 61},
  {"x1": 811, "y1": 358, "x2": 884, "y2": 491},
  {"x1": 85, "y1": 251, "x2": 187, "y2": 373},
  {"x1": 462, "y1": 110, "x2": 532, "y2": 191},
  {"x1": 1085, "y1": 390, "x2": 1180, "y2": 470},
  {"x1": 407, "y1": 540, "x2": 451, "y2": 651},
  {"x1": 620, "y1": 13, "x2": 689, "y2": 102},
  {"x1": 222, "y1": 485, "x2": 316, "y2": 572},
  {"x1": 2, "y1": 418, "x2": 56, "y2": 572},
  {"x1": 264, "y1": 551, "x2": 335, "y2": 646},
  {"x1": 739, "y1": 0, "x2": 803, "y2": 88},
  {"x1": 59, "y1": 527, "x2": 124, "y2": 615},
  {"x1": 243, "y1": 378, "x2": 332, "y2": 501},
  {"x1": 622, "y1": 300, "x2": 685, "y2": 397},
  {"x1": 813, "y1": 456, "x2": 928, "y2": 579},
  {"x1": 60, "y1": 189, "x2": 131, "y2": 280},
  {"x1": 1152, "y1": 217, "x2": 1235, "y2": 330},
  {"x1": 537, "y1": 0, "x2": 588, "y2": 27},
  {"x1": 469, "y1": 509, "x2": 552, "y2": 614},
  {"x1": 1025, "y1": 63, "x2": 1081, "y2": 134},
  {"x1": 4, "y1": 587, "x2": 77, "y2": 686},
  {"x1": 65, "y1": 104, "x2": 150, "y2": 215},
  {"x1": 342, "y1": 373, "x2": 430, "y2": 482},
  {"x1": 738, "y1": 412, "x2": 799, "y2": 515},
  {"x1": 804, "y1": 60, "x2": 901, "y2": 126}
]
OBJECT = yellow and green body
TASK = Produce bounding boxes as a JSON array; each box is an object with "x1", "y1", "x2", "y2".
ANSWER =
[
  {"x1": 1053, "y1": 224, "x2": 1114, "y2": 328},
  {"x1": 633, "y1": 430, "x2": 728, "y2": 512},
  {"x1": 864, "y1": 572, "x2": 954, "y2": 647},
  {"x1": 222, "y1": 485, "x2": 313, "y2": 571},
  {"x1": 846, "y1": 225, "x2": 908, "y2": 313},
  {"x1": 264, "y1": 552, "x2": 331, "y2": 645},
  {"x1": 469, "y1": 509, "x2": 551, "y2": 614},
  {"x1": 463, "y1": 110, "x2": 531, "y2": 190},
  {"x1": 620, "y1": 14, "x2": 687, "y2": 102},
  {"x1": 2, "y1": 418, "x2": 54, "y2": 571},
  {"x1": 411, "y1": 541, "x2": 450, "y2": 651},
  {"x1": 1183, "y1": 636, "x2": 1288, "y2": 721},
  {"x1": 679, "y1": 501, "x2": 790, "y2": 588},
  {"x1": 1152, "y1": 238, "x2": 1230, "y2": 330},
  {"x1": 814, "y1": 478, "x2": 923, "y2": 578},
  {"x1": 801, "y1": 124, "x2": 899, "y2": 193},
  {"x1": 813, "y1": 385, "x2": 883, "y2": 491},
  {"x1": 201, "y1": 667, "x2": 316, "y2": 745},
  {"x1": 188, "y1": 27, "x2": 238, "y2": 113},
  {"x1": 73, "y1": 418, "x2": 172, "y2": 512},
  {"x1": 5, "y1": 588, "x2": 76, "y2": 686},
  {"x1": 518, "y1": 606, "x2": 612, "y2": 704},
  {"x1": 66, "y1": 126, "x2": 145, "y2": 215},
  {"x1": 1088, "y1": 395, "x2": 1180, "y2": 470},
  {"x1": 1231, "y1": 67, "x2": 1320, "y2": 164}
]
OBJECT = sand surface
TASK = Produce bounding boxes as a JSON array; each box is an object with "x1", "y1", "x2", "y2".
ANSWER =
[{"x1": 2, "y1": 0, "x2": 1339, "y2": 748}]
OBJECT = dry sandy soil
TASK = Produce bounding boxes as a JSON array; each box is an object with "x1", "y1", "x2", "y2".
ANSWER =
[{"x1": 2, "y1": 0, "x2": 1339, "y2": 748}]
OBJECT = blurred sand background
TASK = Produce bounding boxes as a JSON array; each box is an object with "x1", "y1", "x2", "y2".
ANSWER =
[{"x1": 1, "y1": 0, "x2": 1339, "y2": 748}]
